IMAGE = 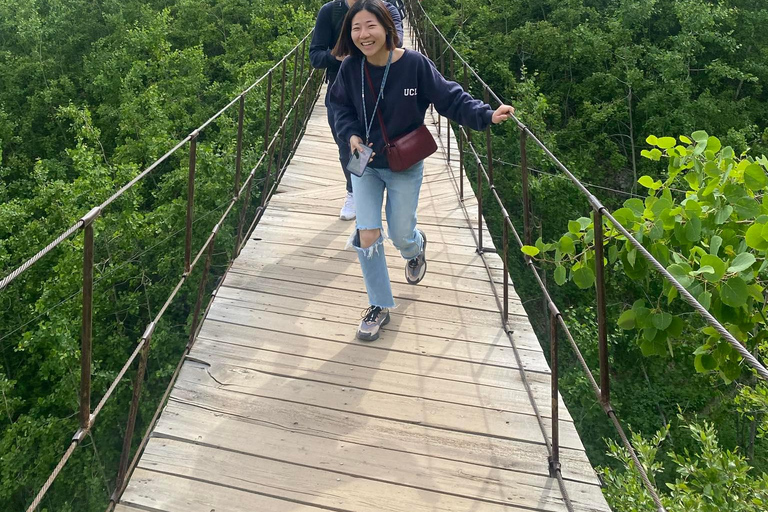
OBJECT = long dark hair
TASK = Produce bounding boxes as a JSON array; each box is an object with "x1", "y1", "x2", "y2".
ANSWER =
[{"x1": 332, "y1": 0, "x2": 400, "y2": 58}]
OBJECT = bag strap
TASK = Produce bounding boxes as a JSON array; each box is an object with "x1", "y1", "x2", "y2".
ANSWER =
[
  {"x1": 331, "y1": 0, "x2": 346, "y2": 41},
  {"x1": 364, "y1": 63, "x2": 391, "y2": 147}
]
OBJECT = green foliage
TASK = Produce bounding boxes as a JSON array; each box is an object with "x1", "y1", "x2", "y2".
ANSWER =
[
  {"x1": 602, "y1": 420, "x2": 768, "y2": 511},
  {"x1": 421, "y1": 0, "x2": 768, "y2": 507},
  {"x1": 530, "y1": 132, "x2": 768, "y2": 383},
  {"x1": 0, "y1": 1, "x2": 320, "y2": 510}
]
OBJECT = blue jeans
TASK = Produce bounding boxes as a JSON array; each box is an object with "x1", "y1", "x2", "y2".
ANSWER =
[
  {"x1": 349, "y1": 161, "x2": 425, "y2": 308},
  {"x1": 325, "y1": 91, "x2": 353, "y2": 193}
]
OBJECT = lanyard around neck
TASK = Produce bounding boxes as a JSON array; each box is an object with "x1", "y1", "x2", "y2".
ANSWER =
[{"x1": 361, "y1": 50, "x2": 392, "y2": 144}]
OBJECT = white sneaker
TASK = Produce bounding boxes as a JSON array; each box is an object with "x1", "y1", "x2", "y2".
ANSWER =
[{"x1": 340, "y1": 192, "x2": 356, "y2": 221}]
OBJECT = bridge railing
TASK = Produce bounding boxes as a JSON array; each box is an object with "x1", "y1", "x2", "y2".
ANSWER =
[
  {"x1": 405, "y1": 1, "x2": 768, "y2": 511},
  {"x1": 1, "y1": 31, "x2": 323, "y2": 512}
]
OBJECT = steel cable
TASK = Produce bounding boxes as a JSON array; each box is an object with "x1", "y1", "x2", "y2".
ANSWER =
[{"x1": 411, "y1": 4, "x2": 670, "y2": 509}]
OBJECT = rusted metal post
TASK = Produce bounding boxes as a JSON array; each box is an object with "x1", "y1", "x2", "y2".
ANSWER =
[
  {"x1": 189, "y1": 236, "x2": 216, "y2": 345},
  {"x1": 261, "y1": 71, "x2": 274, "y2": 207},
  {"x1": 503, "y1": 221, "x2": 509, "y2": 320},
  {"x1": 461, "y1": 62, "x2": 470, "y2": 201},
  {"x1": 520, "y1": 129, "x2": 531, "y2": 247},
  {"x1": 276, "y1": 58, "x2": 288, "y2": 173},
  {"x1": 291, "y1": 39, "x2": 307, "y2": 147},
  {"x1": 550, "y1": 310, "x2": 560, "y2": 475},
  {"x1": 79, "y1": 208, "x2": 99, "y2": 432},
  {"x1": 184, "y1": 133, "x2": 198, "y2": 274},
  {"x1": 235, "y1": 180, "x2": 252, "y2": 258},
  {"x1": 484, "y1": 88, "x2": 493, "y2": 185},
  {"x1": 594, "y1": 208, "x2": 610, "y2": 404},
  {"x1": 112, "y1": 322, "x2": 154, "y2": 502},
  {"x1": 264, "y1": 70, "x2": 272, "y2": 154},
  {"x1": 447, "y1": 50, "x2": 453, "y2": 164},
  {"x1": 233, "y1": 96, "x2": 245, "y2": 198},
  {"x1": 477, "y1": 151, "x2": 483, "y2": 252},
  {"x1": 438, "y1": 41, "x2": 443, "y2": 136}
]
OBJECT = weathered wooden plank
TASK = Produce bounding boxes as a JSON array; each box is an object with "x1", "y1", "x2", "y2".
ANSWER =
[
  {"x1": 229, "y1": 255, "x2": 508, "y2": 300},
  {"x1": 174, "y1": 363, "x2": 586, "y2": 451},
  {"x1": 207, "y1": 287, "x2": 545, "y2": 360},
  {"x1": 207, "y1": 279, "x2": 541, "y2": 352},
  {"x1": 222, "y1": 266, "x2": 504, "y2": 313},
  {"x1": 266, "y1": 200, "x2": 485, "y2": 230},
  {"x1": 165, "y1": 373, "x2": 599, "y2": 485},
  {"x1": 151, "y1": 403, "x2": 608, "y2": 512},
  {"x1": 119, "y1": 467, "x2": 328, "y2": 511},
  {"x1": 245, "y1": 226, "x2": 492, "y2": 264},
  {"x1": 137, "y1": 437, "x2": 555, "y2": 512},
  {"x1": 232, "y1": 244, "x2": 506, "y2": 282},
  {"x1": 189, "y1": 334, "x2": 570, "y2": 419},
  {"x1": 256, "y1": 211, "x2": 494, "y2": 246}
]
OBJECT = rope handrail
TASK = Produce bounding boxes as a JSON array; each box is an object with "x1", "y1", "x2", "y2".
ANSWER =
[
  {"x1": 17, "y1": 30, "x2": 323, "y2": 512},
  {"x1": 0, "y1": 30, "x2": 313, "y2": 293}
]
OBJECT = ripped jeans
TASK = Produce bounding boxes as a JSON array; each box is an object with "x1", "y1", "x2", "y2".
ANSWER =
[{"x1": 349, "y1": 161, "x2": 425, "y2": 308}]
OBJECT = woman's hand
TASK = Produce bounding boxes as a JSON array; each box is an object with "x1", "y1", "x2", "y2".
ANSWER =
[
  {"x1": 492, "y1": 105, "x2": 515, "y2": 124},
  {"x1": 350, "y1": 135, "x2": 375, "y2": 162}
]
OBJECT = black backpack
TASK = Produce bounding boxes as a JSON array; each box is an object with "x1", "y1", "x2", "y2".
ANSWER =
[{"x1": 331, "y1": 0, "x2": 346, "y2": 42}]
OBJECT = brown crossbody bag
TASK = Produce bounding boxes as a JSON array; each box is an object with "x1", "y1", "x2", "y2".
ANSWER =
[{"x1": 364, "y1": 62, "x2": 437, "y2": 172}]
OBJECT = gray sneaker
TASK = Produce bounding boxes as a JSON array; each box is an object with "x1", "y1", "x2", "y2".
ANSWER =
[
  {"x1": 357, "y1": 306, "x2": 390, "y2": 341},
  {"x1": 405, "y1": 229, "x2": 427, "y2": 285}
]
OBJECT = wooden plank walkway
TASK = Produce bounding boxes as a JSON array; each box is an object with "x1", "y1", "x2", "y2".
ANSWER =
[{"x1": 116, "y1": 28, "x2": 611, "y2": 512}]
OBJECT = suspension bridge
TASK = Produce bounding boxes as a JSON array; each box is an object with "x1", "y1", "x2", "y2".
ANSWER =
[
  {"x1": 7, "y1": 2, "x2": 768, "y2": 512},
  {"x1": 108, "y1": 16, "x2": 609, "y2": 509}
]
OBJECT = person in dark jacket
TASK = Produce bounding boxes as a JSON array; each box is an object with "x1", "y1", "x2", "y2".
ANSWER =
[
  {"x1": 310, "y1": 0, "x2": 403, "y2": 221},
  {"x1": 329, "y1": 0, "x2": 515, "y2": 341}
]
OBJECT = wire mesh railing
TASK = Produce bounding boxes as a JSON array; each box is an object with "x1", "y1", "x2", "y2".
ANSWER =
[
  {"x1": 1, "y1": 30, "x2": 323, "y2": 512},
  {"x1": 405, "y1": 1, "x2": 768, "y2": 511}
]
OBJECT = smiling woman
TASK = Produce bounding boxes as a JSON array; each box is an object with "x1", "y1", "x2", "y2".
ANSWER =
[
  {"x1": 332, "y1": 0, "x2": 400, "y2": 64},
  {"x1": 328, "y1": 0, "x2": 515, "y2": 341}
]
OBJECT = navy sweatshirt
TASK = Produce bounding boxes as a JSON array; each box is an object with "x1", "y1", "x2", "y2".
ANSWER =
[
  {"x1": 309, "y1": 1, "x2": 404, "y2": 85},
  {"x1": 329, "y1": 49, "x2": 494, "y2": 168}
]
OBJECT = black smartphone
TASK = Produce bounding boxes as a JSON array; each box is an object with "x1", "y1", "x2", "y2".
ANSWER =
[{"x1": 346, "y1": 145, "x2": 372, "y2": 177}]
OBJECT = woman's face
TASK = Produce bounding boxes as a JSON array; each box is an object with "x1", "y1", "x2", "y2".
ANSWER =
[{"x1": 351, "y1": 10, "x2": 387, "y2": 59}]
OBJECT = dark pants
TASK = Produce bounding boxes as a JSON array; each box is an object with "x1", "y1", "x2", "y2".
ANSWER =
[{"x1": 325, "y1": 91, "x2": 353, "y2": 193}]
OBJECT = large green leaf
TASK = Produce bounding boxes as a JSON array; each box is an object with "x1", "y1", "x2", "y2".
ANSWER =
[
  {"x1": 694, "y1": 353, "x2": 718, "y2": 372},
  {"x1": 652, "y1": 312, "x2": 673, "y2": 330},
  {"x1": 572, "y1": 266, "x2": 595, "y2": 289},
  {"x1": 559, "y1": 235, "x2": 575, "y2": 255},
  {"x1": 714, "y1": 205, "x2": 733, "y2": 225},
  {"x1": 618, "y1": 310, "x2": 636, "y2": 330},
  {"x1": 699, "y1": 254, "x2": 726, "y2": 282},
  {"x1": 667, "y1": 263, "x2": 694, "y2": 288},
  {"x1": 745, "y1": 223, "x2": 768, "y2": 250},
  {"x1": 733, "y1": 196, "x2": 760, "y2": 219},
  {"x1": 521, "y1": 245, "x2": 540, "y2": 257},
  {"x1": 657, "y1": 136, "x2": 676, "y2": 149},
  {"x1": 638, "y1": 175, "x2": 661, "y2": 190},
  {"x1": 709, "y1": 235, "x2": 723, "y2": 256},
  {"x1": 554, "y1": 265, "x2": 566, "y2": 285},
  {"x1": 720, "y1": 277, "x2": 748, "y2": 307},
  {"x1": 744, "y1": 163, "x2": 767, "y2": 190},
  {"x1": 727, "y1": 252, "x2": 756, "y2": 273},
  {"x1": 691, "y1": 130, "x2": 708, "y2": 143},
  {"x1": 685, "y1": 216, "x2": 701, "y2": 241}
]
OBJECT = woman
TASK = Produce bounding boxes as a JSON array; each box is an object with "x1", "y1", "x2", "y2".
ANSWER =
[{"x1": 329, "y1": 0, "x2": 515, "y2": 341}]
